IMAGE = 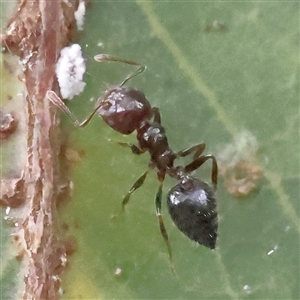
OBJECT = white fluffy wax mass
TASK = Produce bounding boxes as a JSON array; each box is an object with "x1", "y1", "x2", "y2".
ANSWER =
[{"x1": 55, "y1": 44, "x2": 86, "y2": 100}]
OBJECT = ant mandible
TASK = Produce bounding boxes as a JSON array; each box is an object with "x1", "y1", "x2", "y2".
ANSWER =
[{"x1": 47, "y1": 54, "x2": 218, "y2": 265}]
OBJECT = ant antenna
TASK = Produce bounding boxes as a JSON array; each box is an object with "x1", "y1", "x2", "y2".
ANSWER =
[
  {"x1": 47, "y1": 90, "x2": 101, "y2": 127},
  {"x1": 94, "y1": 54, "x2": 146, "y2": 86},
  {"x1": 47, "y1": 54, "x2": 146, "y2": 127}
]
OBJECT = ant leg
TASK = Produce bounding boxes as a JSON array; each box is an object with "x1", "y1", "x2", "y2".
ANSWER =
[
  {"x1": 47, "y1": 90, "x2": 102, "y2": 127},
  {"x1": 94, "y1": 54, "x2": 146, "y2": 86},
  {"x1": 152, "y1": 107, "x2": 161, "y2": 124},
  {"x1": 184, "y1": 154, "x2": 218, "y2": 190},
  {"x1": 176, "y1": 143, "x2": 206, "y2": 160},
  {"x1": 155, "y1": 172, "x2": 174, "y2": 270},
  {"x1": 110, "y1": 170, "x2": 148, "y2": 220},
  {"x1": 177, "y1": 143, "x2": 217, "y2": 189},
  {"x1": 121, "y1": 170, "x2": 148, "y2": 211},
  {"x1": 118, "y1": 142, "x2": 145, "y2": 155}
]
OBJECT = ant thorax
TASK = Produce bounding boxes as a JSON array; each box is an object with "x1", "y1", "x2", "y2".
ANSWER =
[{"x1": 137, "y1": 122, "x2": 176, "y2": 172}]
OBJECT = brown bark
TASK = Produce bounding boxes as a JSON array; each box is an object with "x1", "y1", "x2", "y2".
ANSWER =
[{"x1": 1, "y1": 0, "x2": 79, "y2": 298}]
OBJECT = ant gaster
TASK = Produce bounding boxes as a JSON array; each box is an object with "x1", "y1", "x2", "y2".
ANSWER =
[{"x1": 47, "y1": 54, "x2": 218, "y2": 265}]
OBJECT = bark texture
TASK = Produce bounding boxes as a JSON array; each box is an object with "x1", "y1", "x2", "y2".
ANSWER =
[{"x1": 1, "y1": 0, "x2": 79, "y2": 298}]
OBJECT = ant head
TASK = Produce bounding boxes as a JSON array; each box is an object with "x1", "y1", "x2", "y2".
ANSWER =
[
  {"x1": 97, "y1": 86, "x2": 153, "y2": 135},
  {"x1": 167, "y1": 176, "x2": 218, "y2": 249}
]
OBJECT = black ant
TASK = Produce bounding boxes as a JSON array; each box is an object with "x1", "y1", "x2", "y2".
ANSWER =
[{"x1": 47, "y1": 54, "x2": 218, "y2": 266}]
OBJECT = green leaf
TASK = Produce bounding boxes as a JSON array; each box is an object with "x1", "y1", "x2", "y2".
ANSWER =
[{"x1": 2, "y1": 2, "x2": 299, "y2": 299}]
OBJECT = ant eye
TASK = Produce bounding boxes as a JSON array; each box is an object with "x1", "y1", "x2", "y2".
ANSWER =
[
  {"x1": 101, "y1": 100, "x2": 112, "y2": 110},
  {"x1": 167, "y1": 177, "x2": 218, "y2": 249}
]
